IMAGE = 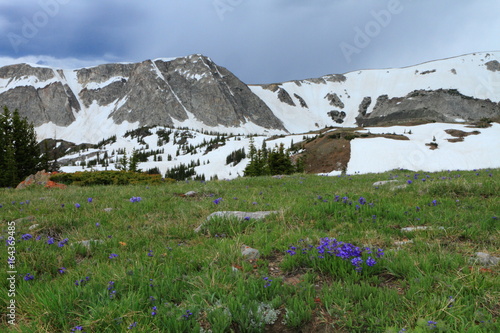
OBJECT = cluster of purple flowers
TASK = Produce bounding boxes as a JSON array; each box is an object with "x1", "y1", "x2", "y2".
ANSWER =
[
  {"x1": 109, "y1": 253, "x2": 119, "y2": 259},
  {"x1": 24, "y1": 273, "x2": 35, "y2": 281},
  {"x1": 213, "y1": 197, "x2": 223, "y2": 205},
  {"x1": 58, "y1": 238, "x2": 69, "y2": 247},
  {"x1": 287, "y1": 238, "x2": 384, "y2": 272},
  {"x1": 74, "y1": 276, "x2": 90, "y2": 287},
  {"x1": 262, "y1": 276, "x2": 272, "y2": 288},
  {"x1": 182, "y1": 310, "x2": 193, "y2": 320},
  {"x1": 108, "y1": 281, "x2": 117, "y2": 299},
  {"x1": 70, "y1": 325, "x2": 85, "y2": 332},
  {"x1": 130, "y1": 197, "x2": 142, "y2": 203}
]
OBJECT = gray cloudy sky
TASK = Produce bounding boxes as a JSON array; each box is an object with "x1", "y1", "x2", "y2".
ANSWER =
[{"x1": 1, "y1": 0, "x2": 499, "y2": 84}]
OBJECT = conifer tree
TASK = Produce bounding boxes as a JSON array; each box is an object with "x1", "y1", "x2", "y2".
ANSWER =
[{"x1": 0, "y1": 107, "x2": 41, "y2": 187}]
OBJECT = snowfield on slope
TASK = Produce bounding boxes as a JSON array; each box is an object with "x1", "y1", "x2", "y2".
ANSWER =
[{"x1": 345, "y1": 123, "x2": 500, "y2": 174}]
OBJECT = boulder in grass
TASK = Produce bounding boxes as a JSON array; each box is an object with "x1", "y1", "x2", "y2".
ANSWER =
[
  {"x1": 373, "y1": 180, "x2": 399, "y2": 186},
  {"x1": 241, "y1": 244, "x2": 260, "y2": 260},
  {"x1": 16, "y1": 170, "x2": 66, "y2": 189},
  {"x1": 194, "y1": 211, "x2": 278, "y2": 232},
  {"x1": 470, "y1": 252, "x2": 500, "y2": 267}
]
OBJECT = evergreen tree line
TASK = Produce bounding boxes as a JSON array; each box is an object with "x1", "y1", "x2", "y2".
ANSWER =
[
  {"x1": 244, "y1": 139, "x2": 304, "y2": 177},
  {"x1": 226, "y1": 148, "x2": 246, "y2": 165},
  {"x1": 0, "y1": 107, "x2": 41, "y2": 187}
]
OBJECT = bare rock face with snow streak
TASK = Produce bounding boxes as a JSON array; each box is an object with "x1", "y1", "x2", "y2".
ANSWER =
[
  {"x1": 0, "y1": 54, "x2": 286, "y2": 131},
  {"x1": 356, "y1": 89, "x2": 500, "y2": 127}
]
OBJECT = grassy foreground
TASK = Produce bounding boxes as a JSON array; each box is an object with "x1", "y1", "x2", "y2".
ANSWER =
[{"x1": 1, "y1": 169, "x2": 499, "y2": 332}]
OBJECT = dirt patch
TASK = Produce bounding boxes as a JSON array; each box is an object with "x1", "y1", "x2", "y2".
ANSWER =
[
  {"x1": 445, "y1": 129, "x2": 480, "y2": 142},
  {"x1": 294, "y1": 133, "x2": 351, "y2": 174}
]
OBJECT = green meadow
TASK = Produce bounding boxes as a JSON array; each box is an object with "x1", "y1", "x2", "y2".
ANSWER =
[{"x1": 1, "y1": 169, "x2": 499, "y2": 332}]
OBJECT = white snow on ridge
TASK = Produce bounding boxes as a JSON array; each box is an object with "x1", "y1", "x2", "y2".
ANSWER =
[
  {"x1": 252, "y1": 51, "x2": 500, "y2": 134},
  {"x1": 346, "y1": 123, "x2": 500, "y2": 174}
]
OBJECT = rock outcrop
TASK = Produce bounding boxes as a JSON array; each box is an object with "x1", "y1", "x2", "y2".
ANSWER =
[
  {"x1": 0, "y1": 54, "x2": 286, "y2": 132},
  {"x1": 355, "y1": 89, "x2": 500, "y2": 127}
]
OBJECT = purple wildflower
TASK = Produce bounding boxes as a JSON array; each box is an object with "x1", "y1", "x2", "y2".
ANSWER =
[
  {"x1": 21, "y1": 234, "x2": 32, "y2": 240},
  {"x1": 109, "y1": 253, "x2": 119, "y2": 259},
  {"x1": 59, "y1": 267, "x2": 66, "y2": 274},
  {"x1": 58, "y1": 238, "x2": 69, "y2": 247},
  {"x1": 87, "y1": 197, "x2": 93, "y2": 203},
  {"x1": 182, "y1": 310, "x2": 193, "y2": 320},
  {"x1": 75, "y1": 203, "x2": 81, "y2": 208},
  {"x1": 366, "y1": 257, "x2": 376, "y2": 267},
  {"x1": 24, "y1": 273, "x2": 35, "y2": 281},
  {"x1": 213, "y1": 197, "x2": 223, "y2": 205}
]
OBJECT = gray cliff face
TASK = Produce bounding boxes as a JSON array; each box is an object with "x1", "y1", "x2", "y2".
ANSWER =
[
  {"x1": 0, "y1": 54, "x2": 286, "y2": 131},
  {"x1": 0, "y1": 81, "x2": 77, "y2": 127},
  {"x1": 356, "y1": 89, "x2": 500, "y2": 126}
]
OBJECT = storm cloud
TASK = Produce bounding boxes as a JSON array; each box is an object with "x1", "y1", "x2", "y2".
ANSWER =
[{"x1": 1, "y1": 0, "x2": 499, "y2": 83}]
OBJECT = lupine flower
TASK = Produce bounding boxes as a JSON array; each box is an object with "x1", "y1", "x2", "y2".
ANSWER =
[
  {"x1": 147, "y1": 250, "x2": 154, "y2": 257},
  {"x1": 47, "y1": 237, "x2": 55, "y2": 245},
  {"x1": 59, "y1": 267, "x2": 66, "y2": 274},
  {"x1": 87, "y1": 198, "x2": 93, "y2": 203},
  {"x1": 151, "y1": 306, "x2": 157, "y2": 316},
  {"x1": 36, "y1": 235, "x2": 42, "y2": 241},
  {"x1": 407, "y1": 180, "x2": 412, "y2": 184},
  {"x1": 70, "y1": 326, "x2": 85, "y2": 332},
  {"x1": 109, "y1": 253, "x2": 119, "y2": 259},
  {"x1": 358, "y1": 197, "x2": 366, "y2": 205},
  {"x1": 263, "y1": 277, "x2": 272, "y2": 288},
  {"x1": 130, "y1": 197, "x2": 142, "y2": 203},
  {"x1": 95, "y1": 223, "x2": 100, "y2": 227},
  {"x1": 128, "y1": 322, "x2": 138, "y2": 329},
  {"x1": 75, "y1": 203, "x2": 81, "y2": 208},
  {"x1": 213, "y1": 197, "x2": 223, "y2": 204},
  {"x1": 244, "y1": 216, "x2": 251, "y2": 221},
  {"x1": 432, "y1": 200, "x2": 438, "y2": 206},
  {"x1": 427, "y1": 321, "x2": 437, "y2": 329},
  {"x1": 24, "y1": 273, "x2": 35, "y2": 281},
  {"x1": 416, "y1": 206, "x2": 421, "y2": 212},
  {"x1": 21, "y1": 234, "x2": 32, "y2": 240}
]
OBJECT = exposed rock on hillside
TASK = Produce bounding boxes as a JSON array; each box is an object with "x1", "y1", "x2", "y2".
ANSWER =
[
  {"x1": 355, "y1": 89, "x2": 500, "y2": 127},
  {"x1": 0, "y1": 54, "x2": 286, "y2": 132}
]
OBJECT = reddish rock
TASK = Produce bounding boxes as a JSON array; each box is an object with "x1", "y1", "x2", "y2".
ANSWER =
[{"x1": 16, "y1": 170, "x2": 66, "y2": 189}]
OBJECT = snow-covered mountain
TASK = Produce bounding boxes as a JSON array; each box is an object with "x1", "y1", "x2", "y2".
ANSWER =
[
  {"x1": 0, "y1": 51, "x2": 499, "y2": 179},
  {"x1": 250, "y1": 52, "x2": 500, "y2": 132},
  {"x1": 0, "y1": 54, "x2": 286, "y2": 144}
]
